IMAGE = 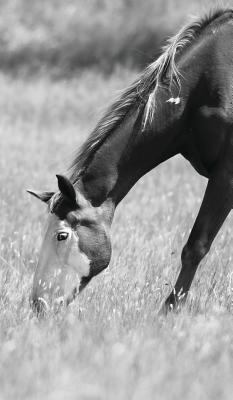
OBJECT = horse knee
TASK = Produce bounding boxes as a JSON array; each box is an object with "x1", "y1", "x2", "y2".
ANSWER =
[{"x1": 181, "y1": 240, "x2": 210, "y2": 266}]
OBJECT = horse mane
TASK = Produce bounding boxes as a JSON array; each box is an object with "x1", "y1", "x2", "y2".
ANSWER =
[{"x1": 70, "y1": 7, "x2": 233, "y2": 185}]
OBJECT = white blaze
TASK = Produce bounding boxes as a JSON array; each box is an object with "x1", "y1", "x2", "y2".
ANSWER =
[{"x1": 33, "y1": 214, "x2": 91, "y2": 308}]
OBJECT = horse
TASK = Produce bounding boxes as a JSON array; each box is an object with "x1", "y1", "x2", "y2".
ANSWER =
[{"x1": 28, "y1": 8, "x2": 233, "y2": 314}]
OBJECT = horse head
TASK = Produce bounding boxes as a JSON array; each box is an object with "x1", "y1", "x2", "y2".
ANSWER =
[{"x1": 28, "y1": 175, "x2": 112, "y2": 314}]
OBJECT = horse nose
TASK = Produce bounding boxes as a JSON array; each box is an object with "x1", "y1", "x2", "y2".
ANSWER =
[
  {"x1": 31, "y1": 295, "x2": 66, "y2": 315},
  {"x1": 31, "y1": 296, "x2": 49, "y2": 316}
]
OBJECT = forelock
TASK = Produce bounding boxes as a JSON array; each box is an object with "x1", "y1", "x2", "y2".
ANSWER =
[{"x1": 49, "y1": 192, "x2": 76, "y2": 220}]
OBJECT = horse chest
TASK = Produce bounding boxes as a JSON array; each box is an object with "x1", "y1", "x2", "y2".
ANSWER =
[{"x1": 182, "y1": 106, "x2": 229, "y2": 177}]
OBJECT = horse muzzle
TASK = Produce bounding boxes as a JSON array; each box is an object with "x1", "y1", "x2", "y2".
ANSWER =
[{"x1": 31, "y1": 269, "x2": 82, "y2": 315}]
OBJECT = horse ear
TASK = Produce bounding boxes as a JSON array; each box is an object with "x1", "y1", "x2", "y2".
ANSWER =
[
  {"x1": 27, "y1": 190, "x2": 54, "y2": 203},
  {"x1": 56, "y1": 174, "x2": 77, "y2": 206}
]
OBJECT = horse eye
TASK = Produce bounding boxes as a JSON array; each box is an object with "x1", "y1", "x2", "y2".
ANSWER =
[{"x1": 57, "y1": 232, "x2": 69, "y2": 241}]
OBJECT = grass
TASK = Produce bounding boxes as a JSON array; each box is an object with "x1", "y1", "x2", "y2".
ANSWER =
[
  {"x1": 1, "y1": 68, "x2": 233, "y2": 399},
  {"x1": 0, "y1": 0, "x2": 228, "y2": 74}
]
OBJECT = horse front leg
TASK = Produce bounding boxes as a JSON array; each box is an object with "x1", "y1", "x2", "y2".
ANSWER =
[{"x1": 161, "y1": 167, "x2": 233, "y2": 313}]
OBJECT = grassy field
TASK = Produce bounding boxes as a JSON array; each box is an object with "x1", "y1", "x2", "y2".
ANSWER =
[
  {"x1": 0, "y1": 0, "x2": 228, "y2": 74},
  {"x1": 1, "y1": 68, "x2": 233, "y2": 399}
]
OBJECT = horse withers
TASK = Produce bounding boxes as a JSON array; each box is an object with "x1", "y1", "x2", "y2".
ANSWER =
[{"x1": 29, "y1": 8, "x2": 233, "y2": 314}]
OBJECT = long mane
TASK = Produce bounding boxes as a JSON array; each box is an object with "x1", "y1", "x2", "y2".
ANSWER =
[{"x1": 70, "y1": 7, "x2": 233, "y2": 185}]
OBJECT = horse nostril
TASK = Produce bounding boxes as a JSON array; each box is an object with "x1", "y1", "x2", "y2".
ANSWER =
[{"x1": 31, "y1": 297, "x2": 49, "y2": 316}]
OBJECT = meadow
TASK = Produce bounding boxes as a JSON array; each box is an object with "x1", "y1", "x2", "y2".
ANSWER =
[
  {"x1": 1, "y1": 66, "x2": 233, "y2": 399},
  {"x1": 0, "y1": 0, "x2": 225, "y2": 74}
]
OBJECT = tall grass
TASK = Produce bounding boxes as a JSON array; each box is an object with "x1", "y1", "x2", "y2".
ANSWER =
[
  {"x1": 1, "y1": 68, "x2": 233, "y2": 399},
  {"x1": 0, "y1": 0, "x2": 227, "y2": 75}
]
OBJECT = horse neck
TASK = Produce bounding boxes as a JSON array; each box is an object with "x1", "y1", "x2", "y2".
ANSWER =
[{"x1": 79, "y1": 88, "x2": 184, "y2": 212}]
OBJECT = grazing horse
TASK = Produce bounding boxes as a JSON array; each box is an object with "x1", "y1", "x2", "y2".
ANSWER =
[{"x1": 29, "y1": 8, "x2": 233, "y2": 314}]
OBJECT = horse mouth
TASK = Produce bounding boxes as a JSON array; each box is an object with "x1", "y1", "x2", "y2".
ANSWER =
[
  {"x1": 65, "y1": 287, "x2": 78, "y2": 306},
  {"x1": 31, "y1": 273, "x2": 92, "y2": 316},
  {"x1": 31, "y1": 288, "x2": 78, "y2": 316}
]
